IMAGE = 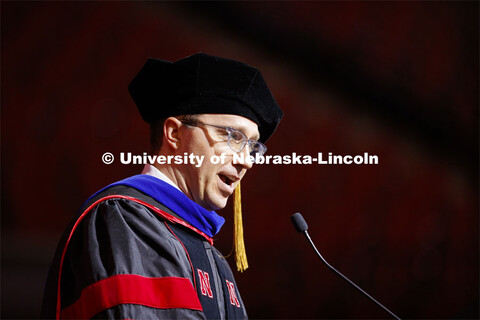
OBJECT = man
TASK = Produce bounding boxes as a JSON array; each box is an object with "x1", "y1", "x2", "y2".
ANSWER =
[{"x1": 42, "y1": 53, "x2": 283, "y2": 319}]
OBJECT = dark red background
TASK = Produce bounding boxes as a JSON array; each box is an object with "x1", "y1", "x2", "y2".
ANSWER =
[{"x1": 1, "y1": 2, "x2": 478, "y2": 319}]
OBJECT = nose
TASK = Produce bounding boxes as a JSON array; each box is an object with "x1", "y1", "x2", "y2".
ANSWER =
[{"x1": 236, "y1": 145, "x2": 253, "y2": 170}]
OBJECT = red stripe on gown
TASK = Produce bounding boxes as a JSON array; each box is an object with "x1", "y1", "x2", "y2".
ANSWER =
[{"x1": 61, "y1": 274, "x2": 202, "y2": 319}]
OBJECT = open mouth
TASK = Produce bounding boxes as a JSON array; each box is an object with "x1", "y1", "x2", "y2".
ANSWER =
[{"x1": 219, "y1": 174, "x2": 234, "y2": 187}]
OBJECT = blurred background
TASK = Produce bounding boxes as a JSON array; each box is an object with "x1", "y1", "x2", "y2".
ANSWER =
[{"x1": 1, "y1": 1, "x2": 478, "y2": 319}]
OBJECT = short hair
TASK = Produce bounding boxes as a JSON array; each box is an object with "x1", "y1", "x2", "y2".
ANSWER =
[{"x1": 150, "y1": 114, "x2": 199, "y2": 153}]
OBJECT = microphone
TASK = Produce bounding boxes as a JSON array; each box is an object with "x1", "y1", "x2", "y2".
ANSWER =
[{"x1": 291, "y1": 212, "x2": 401, "y2": 320}]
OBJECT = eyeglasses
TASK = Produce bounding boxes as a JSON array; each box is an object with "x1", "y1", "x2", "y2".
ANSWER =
[{"x1": 181, "y1": 121, "x2": 267, "y2": 158}]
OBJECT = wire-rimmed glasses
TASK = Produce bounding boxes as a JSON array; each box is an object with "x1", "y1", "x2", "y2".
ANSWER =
[{"x1": 181, "y1": 121, "x2": 267, "y2": 159}]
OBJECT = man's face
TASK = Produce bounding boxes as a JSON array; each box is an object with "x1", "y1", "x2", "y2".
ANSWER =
[{"x1": 177, "y1": 114, "x2": 259, "y2": 211}]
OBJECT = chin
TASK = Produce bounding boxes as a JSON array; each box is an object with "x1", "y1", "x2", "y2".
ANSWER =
[{"x1": 204, "y1": 196, "x2": 228, "y2": 211}]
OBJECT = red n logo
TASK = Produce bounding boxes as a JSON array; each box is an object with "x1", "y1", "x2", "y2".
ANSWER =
[
  {"x1": 226, "y1": 280, "x2": 240, "y2": 308},
  {"x1": 197, "y1": 269, "x2": 213, "y2": 298}
]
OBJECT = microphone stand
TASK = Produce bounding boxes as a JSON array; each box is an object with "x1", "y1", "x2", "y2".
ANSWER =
[
  {"x1": 292, "y1": 212, "x2": 401, "y2": 320},
  {"x1": 302, "y1": 230, "x2": 401, "y2": 320}
]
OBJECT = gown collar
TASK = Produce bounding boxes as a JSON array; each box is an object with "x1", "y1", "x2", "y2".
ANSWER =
[{"x1": 86, "y1": 174, "x2": 225, "y2": 237}]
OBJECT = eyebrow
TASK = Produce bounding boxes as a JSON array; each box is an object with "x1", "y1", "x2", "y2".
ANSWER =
[
  {"x1": 193, "y1": 119, "x2": 261, "y2": 141},
  {"x1": 231, "y1": 125, "x2": 260, "y2": 141}
]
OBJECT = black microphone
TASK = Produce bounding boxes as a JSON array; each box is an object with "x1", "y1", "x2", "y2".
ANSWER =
[{"x1": 291, "y1": 212, "x2": 401, "y2": 320}]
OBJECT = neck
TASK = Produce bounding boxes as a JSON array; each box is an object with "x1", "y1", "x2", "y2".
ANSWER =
[{"x1": 153, "y1": 163, "x2": 193, "y2": 201}]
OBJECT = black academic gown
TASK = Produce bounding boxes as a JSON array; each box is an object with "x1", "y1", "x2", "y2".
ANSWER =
[{"x1": 42, "y1": 185, "x2": 247, "y2": 319}]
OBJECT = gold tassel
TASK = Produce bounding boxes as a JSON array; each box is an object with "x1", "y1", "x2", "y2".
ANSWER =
[{"x1": 233, "y1": 182, "x2": 248, "y2": 272}]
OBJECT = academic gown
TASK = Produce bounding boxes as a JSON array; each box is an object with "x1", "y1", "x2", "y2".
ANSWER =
[{"x1": 42, "y1": 175, "x2": 247, "y2": 319}]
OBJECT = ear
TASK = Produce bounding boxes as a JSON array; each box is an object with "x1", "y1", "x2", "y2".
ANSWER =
[{"x1": 162, "y1": 117, "x2": 183, "y2": 150}]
